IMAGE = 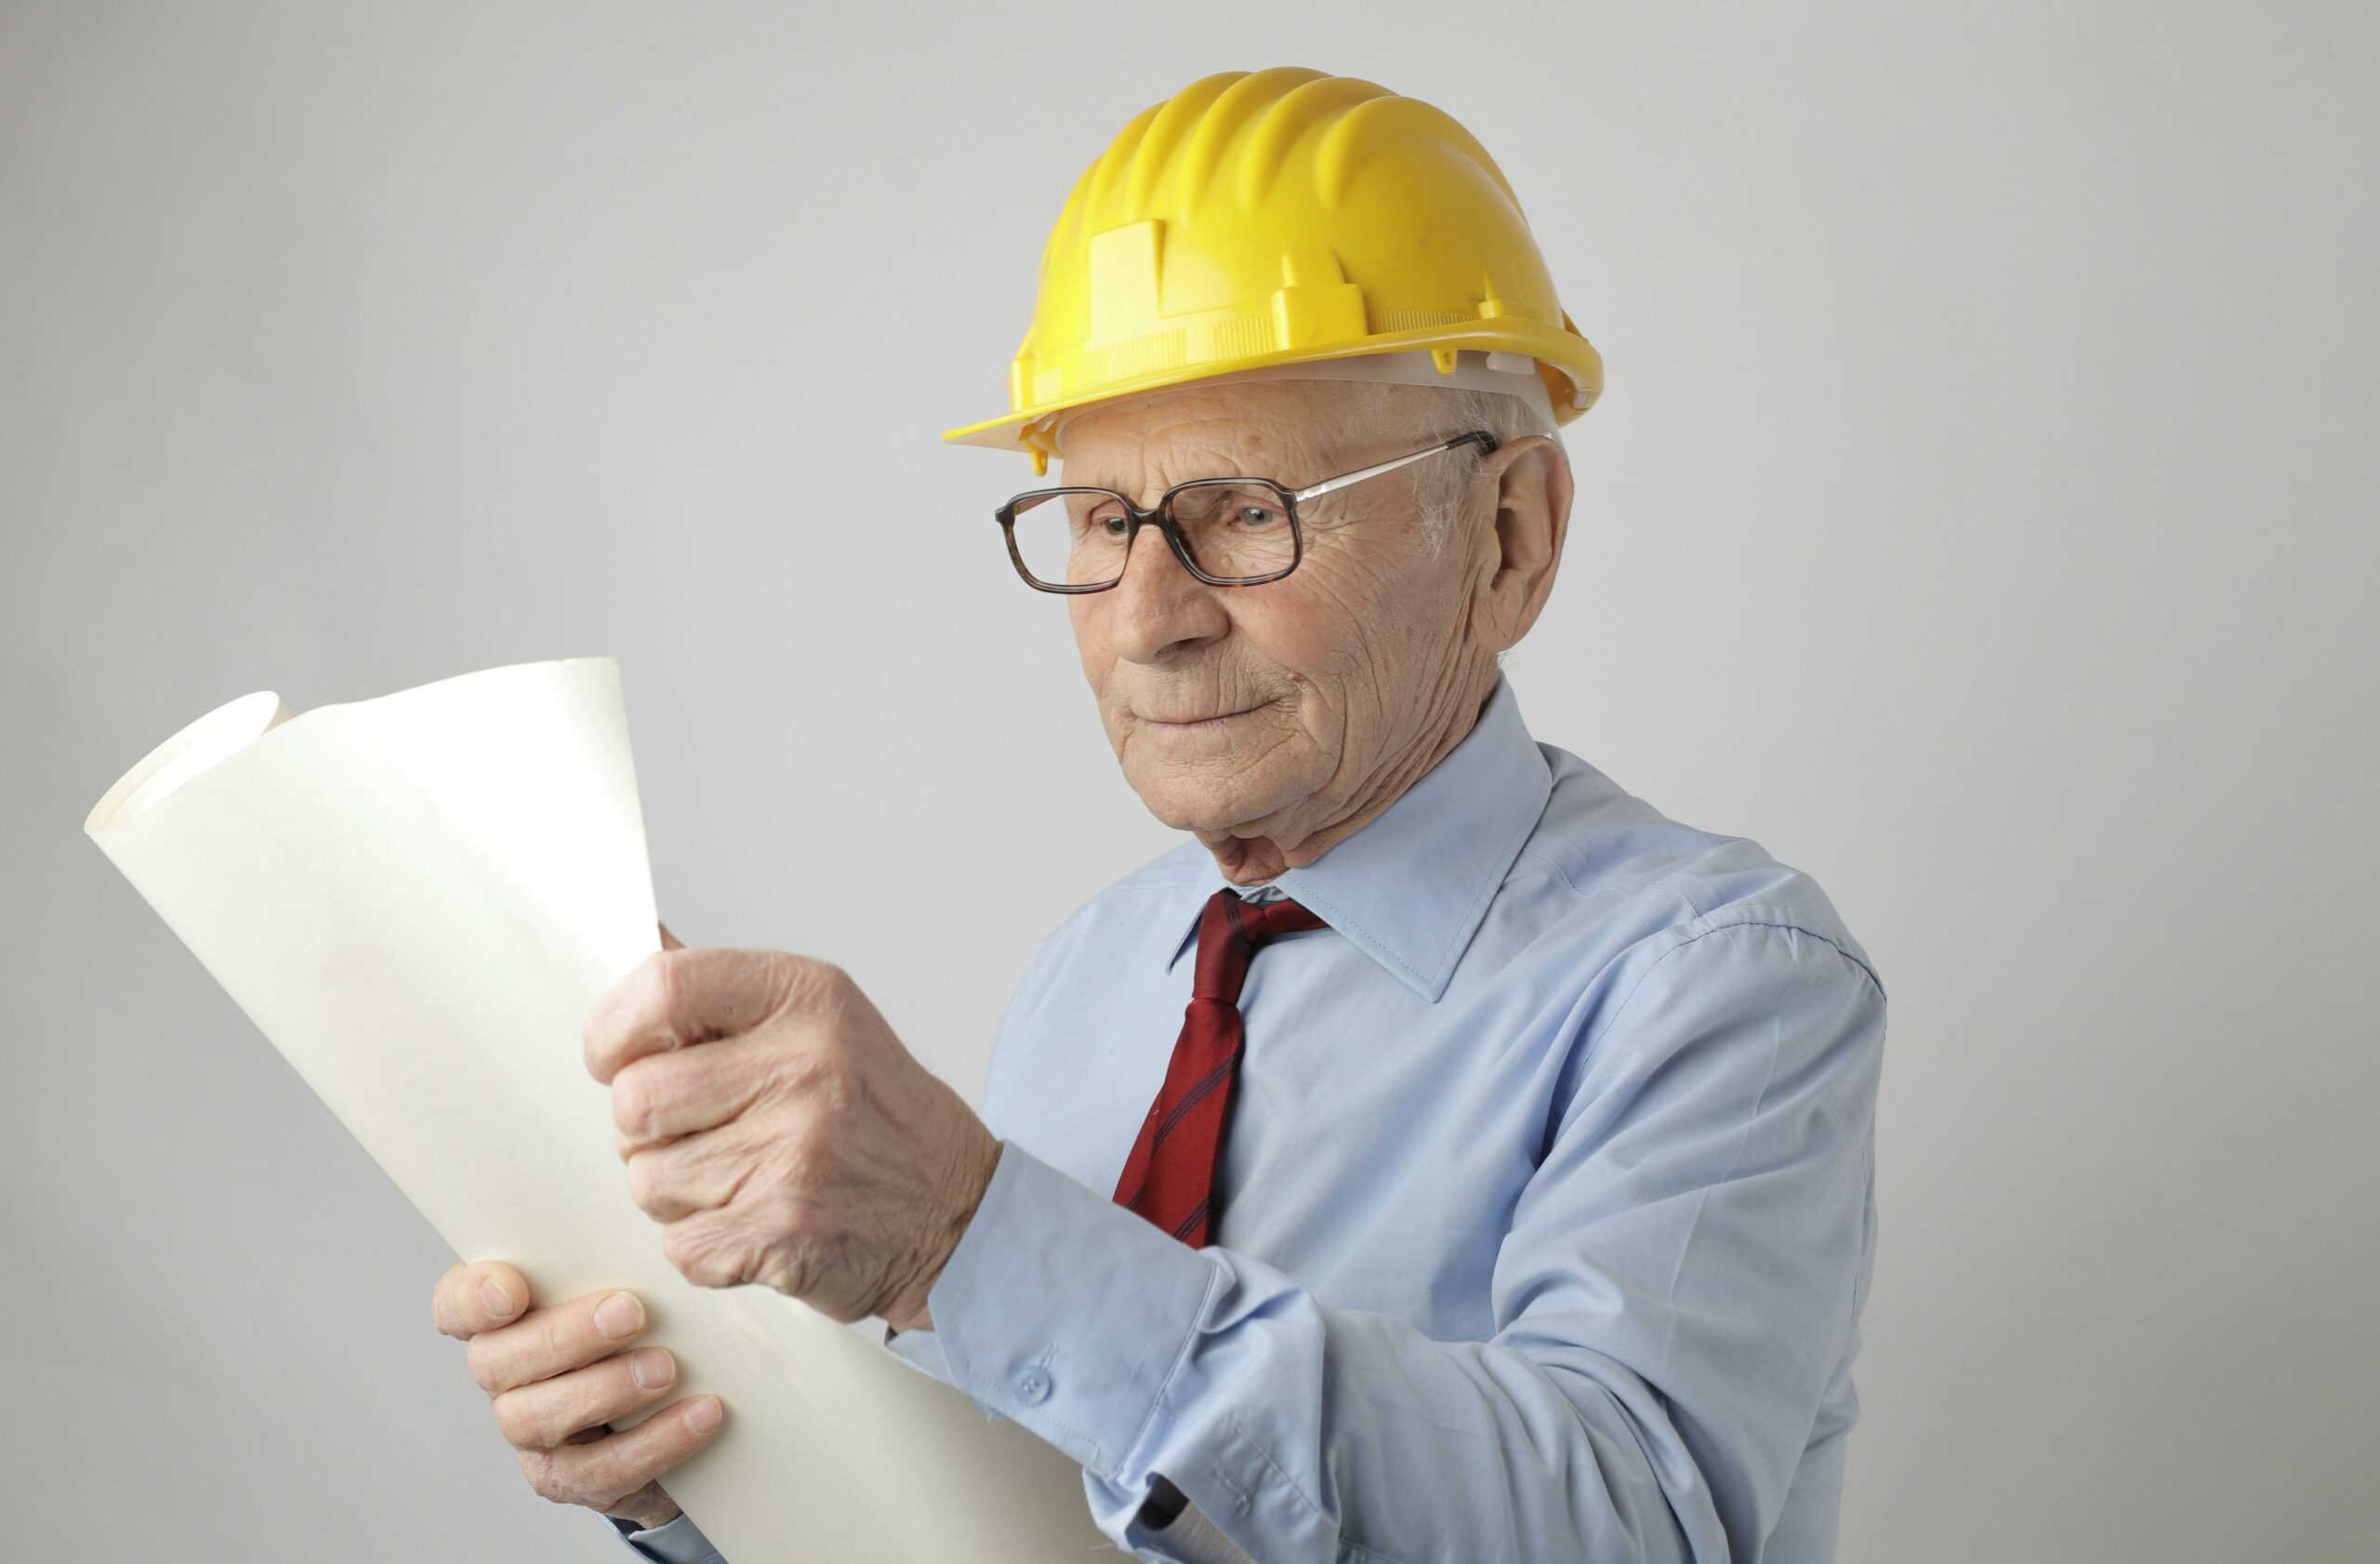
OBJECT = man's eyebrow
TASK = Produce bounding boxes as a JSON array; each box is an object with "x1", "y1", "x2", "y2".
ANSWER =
[{"x1": 1071, "y1": 464, "x2": 1285, "y2": 493}]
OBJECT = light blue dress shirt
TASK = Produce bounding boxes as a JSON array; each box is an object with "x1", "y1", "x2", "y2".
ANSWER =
[{"x1": 610, "y1": 675, "x2": 1885, "y2": 1564}]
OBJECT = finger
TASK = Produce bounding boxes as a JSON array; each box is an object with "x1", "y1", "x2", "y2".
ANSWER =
[
  {"x1": 519, "y1": 1395, "x2": 724, "y2": 1513},
  {"x1": 492, "y1": 1345, "x2": 681, "y2": 1451},
  {"x1": 434, "y1": 1261, "x2": 530, "y2": 1339},
  {"x1": 468, "y1": 1288, "x2": 649, "y2": 1397},
  {"x1": 658, "y1": 921, "x2": 684, "y2": 951},
  {"x1": 623, "y1": 1116, "x2": 765, "y2": 1224},
  {"x1": 584, "y1": 948, "x2": 796, "y2": 1086},
  {"x1": 611, "y1": 1031, "x2": 776, "y2": 1155}
]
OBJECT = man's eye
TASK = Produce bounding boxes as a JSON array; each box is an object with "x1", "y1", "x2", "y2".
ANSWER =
[{"x1": 1234, "y1": 504, "x2": 1286, "y2": 530}]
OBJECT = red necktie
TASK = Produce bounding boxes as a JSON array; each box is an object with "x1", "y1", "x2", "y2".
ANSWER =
[{"x1": 1112, "y1": 888, "x2": 1328, "y2": 1248}]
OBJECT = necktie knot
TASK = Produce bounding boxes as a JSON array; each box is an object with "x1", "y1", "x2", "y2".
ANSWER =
[{"x1": 1192, "y1": 888, "x2": 1327, "y2": 1001}]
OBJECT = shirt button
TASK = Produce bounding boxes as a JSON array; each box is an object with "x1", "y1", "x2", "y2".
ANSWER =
[{"x1": 1010, "y1": 1364, "x2": 1053, "y2": 1404}]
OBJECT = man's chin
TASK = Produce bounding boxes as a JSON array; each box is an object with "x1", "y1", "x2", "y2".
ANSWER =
[{"x1": 1125, "y1": 764, "x2": 1285, "y2": 836}]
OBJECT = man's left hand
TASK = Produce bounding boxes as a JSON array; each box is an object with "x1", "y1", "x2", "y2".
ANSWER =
[{"x1": 584, "y1": 922, "x2": 1002, "y2": 1333}]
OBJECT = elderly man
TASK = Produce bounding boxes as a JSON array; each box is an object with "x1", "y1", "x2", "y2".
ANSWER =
[{"x1": 430, "y1": 68, "x2": 1884, "y2": 1564}]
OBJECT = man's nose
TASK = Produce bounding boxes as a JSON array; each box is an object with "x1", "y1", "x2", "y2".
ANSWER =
[{"x1": 1102, "y1": 519, "x2": 1231, "y2": 664}]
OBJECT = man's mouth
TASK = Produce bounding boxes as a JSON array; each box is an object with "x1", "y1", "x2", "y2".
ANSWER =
[{"x1": 1142, "y1": 702, "x2": 1266, "y2": 729}]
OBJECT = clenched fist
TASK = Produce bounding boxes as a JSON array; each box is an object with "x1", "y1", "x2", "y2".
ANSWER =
[{"x1": 585, "y1": 921, "x2": 1003, "y2": 1331}]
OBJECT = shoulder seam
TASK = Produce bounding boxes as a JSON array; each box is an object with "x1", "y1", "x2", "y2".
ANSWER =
[{"x1": 1584, "y1": 915, "x2": 1885, "y2": 1058}]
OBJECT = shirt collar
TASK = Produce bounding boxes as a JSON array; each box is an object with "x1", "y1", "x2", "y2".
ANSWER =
[{"x1": 1161, "y1": 676, "x2": 1553, "y2": 1003}]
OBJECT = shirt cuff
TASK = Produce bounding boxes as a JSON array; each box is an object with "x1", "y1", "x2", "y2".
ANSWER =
[
  {"x1": 881, "y1": 1318, "x2": 954, "y2": 1383},
  {"x1": 605, "y1": 1509, "x2": 726, "y2": 1564},
  {"x1": 916, "y1": 1137, "x2": 1223, "y2": 1480}
]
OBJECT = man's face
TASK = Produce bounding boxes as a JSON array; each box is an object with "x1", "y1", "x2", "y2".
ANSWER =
[{"x1": 1054, "y1": 379, "x2": 1492, "y2": 853}]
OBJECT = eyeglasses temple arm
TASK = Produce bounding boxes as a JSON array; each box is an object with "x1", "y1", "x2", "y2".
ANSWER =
[{"x1": 1289, "y1": 431, "x2": 1499, "y2": 502}]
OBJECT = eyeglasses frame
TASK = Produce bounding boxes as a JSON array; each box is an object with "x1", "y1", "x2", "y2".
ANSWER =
[{"x1": 993, "y1": 430, "x2": 1503, "y2": 593}]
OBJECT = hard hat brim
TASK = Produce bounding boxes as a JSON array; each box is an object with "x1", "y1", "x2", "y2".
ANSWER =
[{"x1": 941, "y1": 318, "x2": 1604, "y2": 456}]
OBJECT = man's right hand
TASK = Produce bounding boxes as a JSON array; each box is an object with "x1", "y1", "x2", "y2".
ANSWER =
[{"x1": 432, "y1": 1261, "x2": 726, "y2": 1531}]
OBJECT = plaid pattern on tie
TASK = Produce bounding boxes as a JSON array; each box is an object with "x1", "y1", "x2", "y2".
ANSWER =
[{"x1": 1111, "y1": 888, "x2": 1327, "y2": 1248}]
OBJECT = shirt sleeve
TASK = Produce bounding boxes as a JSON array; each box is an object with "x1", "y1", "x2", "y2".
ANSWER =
[
  {"x1": 896, "y1": 916, "x2": 1885, "y2": 1564},
  {"x1": 603, "y1": 1509, "x2": 728, "y2": 1564}
]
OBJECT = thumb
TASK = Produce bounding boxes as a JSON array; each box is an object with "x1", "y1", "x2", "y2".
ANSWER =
[{"x1": 657, "y1": 920, "x2": 685, "y2": 951}]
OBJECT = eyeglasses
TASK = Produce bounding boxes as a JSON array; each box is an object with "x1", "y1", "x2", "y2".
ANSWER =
[{"x1": 994, "y1": 431, "x2": 1501, "y2": 593}]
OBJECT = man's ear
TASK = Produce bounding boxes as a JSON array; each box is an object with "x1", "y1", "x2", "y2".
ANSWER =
[{"x1": 1473, "y1": 435, "x2": 1573, "y2": 653}]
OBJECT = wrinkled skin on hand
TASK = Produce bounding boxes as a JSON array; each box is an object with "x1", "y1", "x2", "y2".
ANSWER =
[{"x1": 586, "y1": 921, "x2": 1003, "y2": 1332}]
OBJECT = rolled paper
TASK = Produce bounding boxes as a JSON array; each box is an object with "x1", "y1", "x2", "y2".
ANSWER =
[{"x1": 84, "y1": 656, "x2": 1108, "y2": 1564}]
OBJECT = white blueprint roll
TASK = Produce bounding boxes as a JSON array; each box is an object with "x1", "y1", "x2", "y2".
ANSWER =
[{"x1": 82, "y1": 656, "x2": 1108, "y2": 1564}]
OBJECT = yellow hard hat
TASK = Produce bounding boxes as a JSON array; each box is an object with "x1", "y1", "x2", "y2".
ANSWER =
[{"x1": 943, "y1": 66, "x2": 1604, "y2": 474}]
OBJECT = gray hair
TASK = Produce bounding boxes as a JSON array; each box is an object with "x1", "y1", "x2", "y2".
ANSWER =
[{"x1": 1316, "y1": 380, "x2": 1564, "y2": 555}]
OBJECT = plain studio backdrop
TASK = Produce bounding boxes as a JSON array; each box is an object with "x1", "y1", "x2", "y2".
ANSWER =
[{"x1": 3, "y1": 3, "x2": 2372, "y2": 1559}]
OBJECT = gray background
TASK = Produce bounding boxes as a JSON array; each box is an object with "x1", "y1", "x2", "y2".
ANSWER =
[{"x1": 3, "y1": 2, "x2": 2372, "y2": 1559}]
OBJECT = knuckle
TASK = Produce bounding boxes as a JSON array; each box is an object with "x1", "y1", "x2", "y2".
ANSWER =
[
  {"x1": 542, "y1": 1432, "x2": 627, "y2": 1505},
  {"x1": 815, "y1": 961, "x2": 858, "y2": 1009},
  {"x1": 811, "y1": 1054, "x2": 860, "y2": 1113},
  {"x1": 767, "y1": 1236, "x2": 823, "y2": 1301},
  {"x1": 584, "y1": 971, "x2": 646, "y2": 1076},
  {"x1": 612, "y1": 1063, "x2": 657, "y2": 1142},
  {"x1": 781, "y1": 954, "x2": 845, "y2": 1010},
  {"x1": 492, "y1": 1387, "x2": 553, "y2": 1450},
  {"x1": 624, "y1": 1149, "x2": 664, "y2": 1216},
  {"x1": 781, "y1": 1131, "x2": 838, "y2": 1192},
  {"x1": 518, "y1": 1446, "x2": 566, "y2": 1503},
  {"x1": 464, "y1": 1335, "x2": 505, "y2": 1396},
  {"x1": 805, "y1": 957, "x2": 853, "y2": 992},
  {"x1": 653, "y1": 948, "x2": 694, "y2": 1033},
  {"x1": 587, "y1": 951, "x2": 680, "y2": 1078},
  {"x1": 630, "y1": 1149, "x2": 704, "y2": 1225},
  {"x1": 660, "y1": 1222, "x2": 705, "y2": 1279},
  {"x1": 662, "y1": 1222, "x2": 733, "y2": 1289}
]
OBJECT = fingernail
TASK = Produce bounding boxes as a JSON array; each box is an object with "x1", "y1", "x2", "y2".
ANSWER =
[
  {"x1": 684, "y1": 1395, "x2": 721, "y2": 1435},
  {"x1": 594, "y1": 1292, "x2": 643, "y2": 1340},
  {"x1": 631, "y1": 1348, "x2": 674, "y2": 1389},
  {"x1": 480, "y1": 1277, "x2": 515, "y2": 1317}
]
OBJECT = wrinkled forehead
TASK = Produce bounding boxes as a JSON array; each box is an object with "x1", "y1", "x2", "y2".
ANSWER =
[{"x1": 1051, "y1": 379, "x2": 1349, "y2": 492}]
